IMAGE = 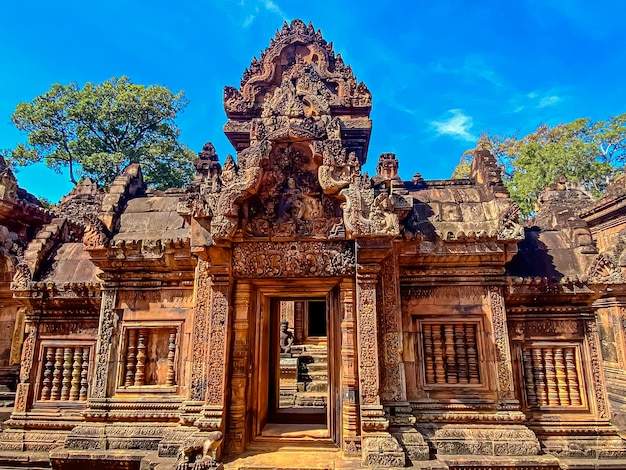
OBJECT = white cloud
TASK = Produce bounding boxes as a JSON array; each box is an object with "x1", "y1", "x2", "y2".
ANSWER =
[
  {"x1": 509, "y1": 90, "x2": 564, "y2": 113},
  {"x1": 429, "y1": 54, "x2": 502, "y2": 87},
  {"x1": 262, "y1": 0, "x2": 287, "y2": 20},
  {"x1": 538, "y1": 95, "x2": 562, "y2": 108},
  {"x1": 242, "y1": 13, "x2": 257, "y2": 28},
  {"x1": 431, "y1": 109, "x2": 476, "y2": 142}
]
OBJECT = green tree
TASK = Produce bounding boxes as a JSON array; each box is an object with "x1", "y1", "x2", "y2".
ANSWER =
[
  {"x1": 7, "y1": 77, "x2": 195, "y2": 189},
  {"x1": 453, "y1": 114, "x2": 626, "y2": 216}
]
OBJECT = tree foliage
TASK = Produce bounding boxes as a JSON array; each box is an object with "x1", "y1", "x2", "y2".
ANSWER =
[
  {"x1": 6, "y1": 77, "x2": 195, "y2": 189},
  {"x1": 453, "y1": 114, "x2": 626, "y2": 216}
]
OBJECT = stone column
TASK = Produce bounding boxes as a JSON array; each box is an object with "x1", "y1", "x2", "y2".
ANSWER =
[
  {"x1": 340, "y1": 278, "x2": 360, "y2": 455},
  {"x1": 224, "y1": 280, "x2": 251, "y2": 454},
  {"x1": 356, "y1": 239, "x2": 404, "y2": 468}
]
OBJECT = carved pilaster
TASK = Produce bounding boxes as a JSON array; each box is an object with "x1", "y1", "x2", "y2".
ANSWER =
[
  {"x1": 487, "y1": 286, "x2": 516, "y2": 404},
  {"x1": 340, "y1": 278, "x2": 360, "y2": 454},
  {"x1": 356, "y1": 250, "x2": 405, "y2": 467},
  {"x1": 197, "y1": 267, "x2": 231, "y2": 432},
  {"x1": 356, "y1": 263, "x2": 385, "y2": 429},
  {"x1": 14, "y1": 321, "x2": 38, "y2": 413},
  {"x1": 225, "y1": 281, "x2": 251, "y2": 455},
  {"x1": 189, "y1": 259, "x2": 211, "y2": 403},
  {"x1": 379, "y1": 252, "x2": 405, "y2": 403},
  {"x1": 90, "y1": 289, "x2": 119, "y2": 399},
  {"x1": 585, "y1": 318, "x2": 610, "y2": 419}
]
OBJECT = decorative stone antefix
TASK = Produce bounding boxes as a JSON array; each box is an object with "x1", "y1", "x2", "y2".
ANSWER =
[{"x1": 356, "y1": 238, "x2": 405, "y2": 468}]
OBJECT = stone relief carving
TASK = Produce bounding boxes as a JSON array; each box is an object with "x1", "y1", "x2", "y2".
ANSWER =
[
  {"x1": 379, "y1": 254, "x2": 404, "y2": 402},
  {"x1": 180, "y1": 19, "x2": 406, "y2": 244},
  {"x1": 587, "y1": 252, "x2": 624, "y2": 283},
  {"x1": 91, "y1": 289, "x2": 118, "y2": 399},
  {"x1": 233, "y1": 241, "x2": 355, "y2": 278},
  {"x1": 585, "y1": 318, "x2": 609, "y2": 419},
  {"x1": 190, "y1": 260, "x2": 211, "y2": 402},
  {"x1": 488, "y1": 286, "x2": 514, "y2": 400}
]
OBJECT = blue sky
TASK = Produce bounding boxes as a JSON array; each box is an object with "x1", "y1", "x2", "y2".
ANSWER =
[{"x1": 1, "y1": 0, "x2": 625, "y2": 202}]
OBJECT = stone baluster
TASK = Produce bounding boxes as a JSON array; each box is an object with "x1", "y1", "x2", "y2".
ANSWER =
[
  {"x1": 70, "y1": 347, "x2": 82, "y2": 400},
  {"x1": 444, "y1": 324, "x2": 457, "y2": 383},
  {"x1": 134, "y1": 329, "x2": 148, "y2": 386},
  {"x1": 455, "y1": 324, "x2": 468, "y2": 384},
  {"x1": 432, "y1": 325, "x2": 445, "y2": 384},
  {"x1": 423, "y1": 324, "x2": 435, "y2": 384},
  {"x1": 522, "y1": 348, "x2": 537, "y2": 407},
  {"x1": 544, "y1": 348, "x2": 558, "y2": 405},
  {"x1": 61, "y1": 347, "x2": 72, "y2": 400},
  {"x1": 125, "y1": 329, "x2": 137, "y2": 387},
  {"x1": 466, "y1": 324, "x2": 480, "y2": 384},
  {"x1": 564, "y1": 347, "x2": 581, "y2": 406},
  {"x1": 166, "y1": 330, "x2": 176, "y2": 386},
  {"x1": 41, "y1": 347, "x2": 54, "y2": 400},
  {"x1": 80, "y1": 347, "x2": 89, "y2": 401},
  {"x1": 531, "y1": 348, "x2": 546, "y2": 406},
  {"x1": 51, "y1": 347, "x2": 63, "y2": 400},
  {"x1": 554, "y1": 347, "x2": 568, "y2": 405},
  {"x1": 294, "y1": 301, "x2": 305, "y2": 344}
]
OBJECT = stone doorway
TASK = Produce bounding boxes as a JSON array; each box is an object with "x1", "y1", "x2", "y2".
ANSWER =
[
  {"x1": 251, "y1": 283, "x2": 341, "y2": 445},
  {"x1": 270, "y1": 298, "x2": 328, "y2": 425}
]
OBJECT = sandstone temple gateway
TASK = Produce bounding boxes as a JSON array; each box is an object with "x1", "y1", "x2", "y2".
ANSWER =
[{"x1": 1, "y1": 19, "x2": 626, "y2": 469}]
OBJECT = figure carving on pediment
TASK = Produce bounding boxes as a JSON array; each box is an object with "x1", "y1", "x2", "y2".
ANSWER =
[
  {"x1": 498, "y1": 202, "x2": 524, "y2": 240},
  {"x1": 588, "y1": 252, "x2": 624, "y2": 283},
  {"x1": 340, "y1": 174, "x2": 400, "y2": 237},
  {"x1": 11, "y1": 262, "x2": 31, "y2": 290},
  {"x1": 277, "y1": 177, "x2": 305, "y2": 222},
  {"x1": 83, "y1": 214, "x2": 110, "y2": 251}
]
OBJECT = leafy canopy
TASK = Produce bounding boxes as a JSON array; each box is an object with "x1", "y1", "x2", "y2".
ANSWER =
[
  {"x1": 453, "y1": 114, "x2": 626, "y2": 216},
  {"x1": 6, "y1": 77, "x2": 195, "y2": 189}
]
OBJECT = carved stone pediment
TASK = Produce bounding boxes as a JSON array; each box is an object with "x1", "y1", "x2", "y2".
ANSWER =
[
  {"x1": 588, "y1": 252, "x2": 624, "y2": 284},
  {"x1": 182, "y1": 20, "x2": 404, "y2": 245}
]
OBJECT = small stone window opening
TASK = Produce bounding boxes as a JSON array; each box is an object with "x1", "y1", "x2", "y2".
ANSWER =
[
  {"x1": 119, "y1": 327, "x2": 178, "y2": 388},
  {"x1": 39, "y1": 346, "x2": 91, "y2": 402},
  {"x1": 422, "y1": 322, "x2": 481, "y2": 385}
]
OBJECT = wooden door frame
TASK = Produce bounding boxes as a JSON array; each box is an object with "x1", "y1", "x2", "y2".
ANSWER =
[{"x1": 249, "y1": 279, "x2": 342, "y2": 442}]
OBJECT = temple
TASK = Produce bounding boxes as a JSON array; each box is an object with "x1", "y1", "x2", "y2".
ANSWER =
[{"x1": 0, "y1": 19, "x2": 626, "y2": 469}]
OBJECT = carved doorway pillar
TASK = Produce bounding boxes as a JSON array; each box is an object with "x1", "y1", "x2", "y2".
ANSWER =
[{"x1": 355, "y1": 238, "x2": 405, "y2": 467}]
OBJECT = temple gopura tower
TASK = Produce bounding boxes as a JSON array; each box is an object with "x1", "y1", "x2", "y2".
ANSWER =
[{"x1": 1, "y1": 19, "x2": 626, "y2": 469}]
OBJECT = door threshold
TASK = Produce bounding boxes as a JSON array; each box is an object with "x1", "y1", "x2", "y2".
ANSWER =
[{"x1": 260, "y1": 423, "x2": 330, "y2": 440}]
